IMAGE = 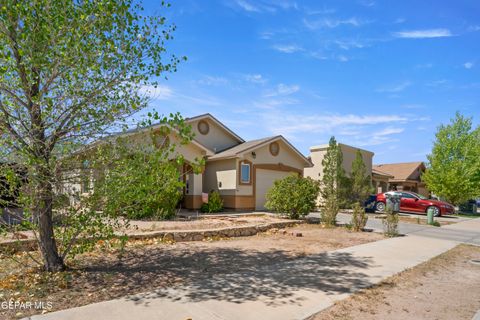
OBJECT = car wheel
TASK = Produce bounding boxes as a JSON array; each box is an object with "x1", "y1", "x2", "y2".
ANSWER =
[
  {"x1": 427, "y1": 206, "x2": 440, "y2": 217},
  {"x1": 376, "y1": 201, "x2": 386, "y2": 212}
]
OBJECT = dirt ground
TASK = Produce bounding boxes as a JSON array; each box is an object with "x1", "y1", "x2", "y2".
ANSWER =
[
  {"x1": 310, "y1": 244, "x2": 480, "y2": 320},
  {"x1": 0, "y1": 224, "x2": 382, "y2": 319},
  {"x1": 126, "y1": 214, "x2": 289, "y2": 232}
]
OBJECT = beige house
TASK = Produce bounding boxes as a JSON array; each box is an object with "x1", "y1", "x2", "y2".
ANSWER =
[
  {"x1": 304, "y1": 143, "x2": 374, "y2": 205},
  {"x1": 304, "y1": 143, "x2": 374, "y2": 180},
  {"x1": 187, "y1": 114, "x2": 312, "y2": 210},
  {"x1": 373, "y1": 162, "x2": 428, "y2": 196},
  {"x1": 70, "y1": 113, "x2": 311, "y2": 211}
]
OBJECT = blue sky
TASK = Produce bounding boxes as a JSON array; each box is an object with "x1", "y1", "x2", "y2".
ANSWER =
[{"x1": 139, "y1": 0, "x2": 480, "y2": 164}]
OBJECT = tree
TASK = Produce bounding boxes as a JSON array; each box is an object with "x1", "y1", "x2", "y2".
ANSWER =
[
  {"x1": 423, "y1": 112, "x2": 480, "y2": 205},
  {"x1": 265, "y1": 174, "x2": 320, "y2": 219},
  {"x1": 320, "y1": 137, "x2": 348, "y2": 226},
  {"x1": 349, "y1": 149, "x2": 373, "y2": 205},
  {"x1": 0, "y1": 0, "x2": 183, "y2": 271},
  {"x1": 348, "y1": 150, "x2": 372, "y2": 231}
]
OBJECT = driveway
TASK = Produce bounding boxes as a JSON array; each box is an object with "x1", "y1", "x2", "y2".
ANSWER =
[{"x1": 332, "y1": 212, "x2": 480, "y2": 246}]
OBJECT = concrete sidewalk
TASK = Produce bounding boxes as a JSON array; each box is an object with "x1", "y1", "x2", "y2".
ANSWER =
[{"x1": 27, "y1": 234, "x2": 457, "y2": 320}]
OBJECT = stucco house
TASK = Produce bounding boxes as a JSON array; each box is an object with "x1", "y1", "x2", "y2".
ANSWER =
[
  {"x1": 304, "y1": 143, "x2": 374, "y2": 204},
  {"x1": 304, "y1": 143, "x2": 374, "y2": 180},
  {"x1": 68, "y1": 113, "x2": 311, "y2": 211},
  {"x1": 373, "y1": 162, "x2": 428, "y2": 196}
]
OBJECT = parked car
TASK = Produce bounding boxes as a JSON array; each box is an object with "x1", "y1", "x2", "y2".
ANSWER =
[
  {"x1": 375, "y1": 191, "x2": 455, "y2": 216},
  {"x1": 363, "y1": 194, "x2": 377, "y2": 213}
]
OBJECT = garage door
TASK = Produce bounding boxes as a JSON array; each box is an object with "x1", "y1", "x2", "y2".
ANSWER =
[{"x1": 255, "y1": 169, "x2": 292, "y2": 210}]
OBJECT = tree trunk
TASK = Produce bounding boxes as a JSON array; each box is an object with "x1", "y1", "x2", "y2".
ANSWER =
[{"x1": 36, "y1": 173, "x2": 65, "y2": 272}]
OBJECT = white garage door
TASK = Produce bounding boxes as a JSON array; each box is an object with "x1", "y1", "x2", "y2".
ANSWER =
[{"x1": 255, "y1": 169, "x2": 292, "y2": 210}]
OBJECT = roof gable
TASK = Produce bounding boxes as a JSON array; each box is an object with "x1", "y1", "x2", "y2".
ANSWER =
[
  {"x1": 186, "y1": 113, "x2": 244, "y2": 144},
  {"x1": 373, "y1": 162, "x2": 425, "y2": 181}
]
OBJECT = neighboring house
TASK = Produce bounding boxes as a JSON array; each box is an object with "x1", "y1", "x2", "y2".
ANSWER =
[
  {"x1": 67, "y1": 113, "x2": 311, "y2": 211},
  {"x1": 373, "y1": 162, "x2": 428, "y2": 196},
  {"x1": 304, "y1": 143, "x2": 374, "y2": 179},
  {"x1": 304, "y1": 143, "x2": 374, "y2": 204},
  {"x1": 372, "y1": 168, "x2": 394, "y2": 194}
]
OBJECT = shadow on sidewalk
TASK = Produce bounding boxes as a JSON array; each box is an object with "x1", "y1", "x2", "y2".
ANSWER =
[{"x1": 85, "y1": 246, "x2": 374, "y2": 307}]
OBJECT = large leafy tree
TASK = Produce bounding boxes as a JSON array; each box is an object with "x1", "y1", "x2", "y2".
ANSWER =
[
  {"x1": 0, "y1": 0, "x2": 182, "y2": 271},
  {"x1": 320, "y1": 136, "x2": 348, "y2": 226},
  {"x1": 423, "y1": 112, "x2": 480, "y2": 205}
]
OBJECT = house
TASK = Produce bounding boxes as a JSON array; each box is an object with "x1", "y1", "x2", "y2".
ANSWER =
[
  {"x1": 304, "y1": 143, "x2": 374, "y2": 204},
  {"x1": 372, "y1": 168, "x2": 394, "y2": 194},
  {"x1": 68, "y1": 113, "x2": 311, "y2": 211},
  {"x1": 372, "y1": 162, "x2": 428, "y2": 196},
  {"x1": 188, "y1": 114, "x2": 312, "y2": 210},
  {"x1": 304, "y1": 143, "x2": 374, "y2": 180}
]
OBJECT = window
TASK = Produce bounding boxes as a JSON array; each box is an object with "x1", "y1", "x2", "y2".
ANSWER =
[
  {"x1": 401, "y1": 192, "x2": 416, "y2": 199},
  {"x1": 240, "y1": 162, "x2": 251, "y2": 184}
]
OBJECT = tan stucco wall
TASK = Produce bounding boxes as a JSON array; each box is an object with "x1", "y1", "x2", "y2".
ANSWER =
[
  {"x1": 189, "y1": 118, "x2": 240, "y2": 152},
  {"x1": 203, "y1": 158, "x2": 237, "y2": 195},
  {"x1": 236, "y1": 139, "x2": 307, "y2": 196},
  {"x1": 304, "y1": 143, "x2": 373, "y2": 181}
]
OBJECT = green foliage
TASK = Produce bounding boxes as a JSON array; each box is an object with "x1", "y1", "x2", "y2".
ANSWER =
[
  {"x1": 320, "y1": 137, "x2": 348, "y2": 226},
  {"x1": 423, "y1": 112, "x2": 480, "y2": 205},
  {"x1": 351, "y1": 202, "x2": 368, "y2": 232},
  {"x1": 201, "y1": 191, "x2": 224, "y2": 213},
  {"x1": 349, "y1": 150, "x2": 373, "y2": 206},
  {"x1": 0, "y1": 0, "x2": 183, "y2": 271},
  {"x1": 265, "y1": 174, "x2": 320, "y2": 219},
  {"x1": 382, "y1": 207, "x2": 399, "y2": 237}
]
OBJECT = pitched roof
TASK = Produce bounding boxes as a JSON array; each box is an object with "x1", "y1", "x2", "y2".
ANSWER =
[
  {"x1": 372, "y1": 168, "x2": 394, "y2": 178},
  {"x1": 208, "y1": 136, "x2": 277, "y2": 160},
  {"x1": 373, "y1": 162, "x2": 425, "y2": 181},
  {"x1": 208, "y1": 135, "x2": 312, "y2": 167},
  {"x1": 185, "y1": 113, "x2": 244, "y2": 143}
]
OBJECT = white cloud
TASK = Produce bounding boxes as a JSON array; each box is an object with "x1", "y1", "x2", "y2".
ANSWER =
[
  {"x1": 244, "y1": 74, "x2": 267, "y2": 84},
  {"x1": 231, "y1": 0, "x2": 298, "y2": 13},
  {"x1": 335, "y1": 39, "x2": 367, "y2": 50},
  {"x1": 337, "y1": 55, "x2": 349, "y2": 62},
  {"x1": 197, "y1": 75, "x2": 229, "y2": 86},
  {"x1": 393, "y1": 28, "x2": 452, "y2": 39},
  {"x1": 359, "y1": 0, "x2": 375, "y2": 7},
  {"x1": 394, "y1": 18, "x2": 406, "y2": 24},
  {"x1": 376, "y1": 81, "x2": 412, "y2": 93},
  {"x1": 464, "y1": 62, "x2": 474, "y2": 69},
  {"x1": 139, "y1": 85, "x2": 173, "y2": 100},
  {"x1": 264, "y1": 83, "x2": 300, "y2": 97},
  {"x1": 234, "y1": 0, "x2": 261, "y2": 12},
  {"x1": 272, "y1": 44, "x2": 303, "y2": 53},
  {"x1": 303, "y1": 17, "x2": 367, "y2": 30}
]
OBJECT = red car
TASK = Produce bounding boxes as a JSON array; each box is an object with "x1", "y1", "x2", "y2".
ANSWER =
[{"x1": 375, "y1": 191, "x2": 455, "y2": 216}]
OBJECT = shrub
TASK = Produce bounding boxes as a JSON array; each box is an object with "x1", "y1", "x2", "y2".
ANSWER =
[
  {"x1": 265, "y1": 175, "x2": 320, "y2": 219},
  {"x1": 382, "y1": 207, "x2": 399, "y2": 237},
  {"x1": 201, "y1": 190, "x2": 224, "y2": 213},
  {"x1": 321, "y1": 196, "x2": 339, "y2": 227},
  {"x1": 351, "y1": 202, "x2": 368, "y2": 231}
]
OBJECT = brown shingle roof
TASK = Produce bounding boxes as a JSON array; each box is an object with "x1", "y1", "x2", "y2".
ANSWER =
[
  {"x1": 208, "y1": 136, "x2": 278, "y2": 160},
  {"x1": 372, "y1": 168, "x2": 394, "y2": 178},
  {"x1": 373, "y1": 162, "x2": 425, "y2": 181}
]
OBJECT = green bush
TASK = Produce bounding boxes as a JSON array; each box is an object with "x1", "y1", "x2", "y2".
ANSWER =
[
  {"x1": 321, "y1": 196, "x2": 339, "y2": 227},
  {"x1": 351, "y1": 202, "x2": 368, "y2": 231},
  {"x1": 265, "y1": 175, "x2": 320, "y2": 219},
  {"x1": 382, "y1": 207, "x2": 399, "y2": 237},
  {"x1": 201, "y1": 190, "x2": 224, "y2": 213}
]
